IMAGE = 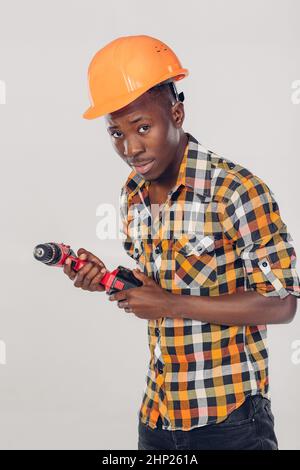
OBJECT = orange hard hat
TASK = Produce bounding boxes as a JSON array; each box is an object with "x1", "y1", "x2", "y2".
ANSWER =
[{"x1": 82, "y1": 35, "x2": 189, "y2": 119}]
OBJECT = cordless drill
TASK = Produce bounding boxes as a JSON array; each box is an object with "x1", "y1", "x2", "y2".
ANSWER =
[{"x1": 33, "y1": 242, "x2": 143, "y2": 295}]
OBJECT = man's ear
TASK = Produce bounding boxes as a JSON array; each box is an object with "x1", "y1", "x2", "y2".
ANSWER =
[{"x1": 171, "y1": 101, "x2": 185, "y2": 128}]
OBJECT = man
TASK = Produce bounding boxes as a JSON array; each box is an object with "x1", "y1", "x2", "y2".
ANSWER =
[{"x1": 64, "y1": 35, "x2": 300, "y2": 450}]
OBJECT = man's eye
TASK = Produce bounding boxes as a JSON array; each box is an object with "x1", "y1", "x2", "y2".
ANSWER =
[
  {"x1": 110, "y1": 130, "x2": 122, "y2": 138},
  {"x1": 110, "y1": 125, "x2": 150, "y2": 138},
  {"x1": 138, "y1": 125, "x2": 150, "y2": 133}
]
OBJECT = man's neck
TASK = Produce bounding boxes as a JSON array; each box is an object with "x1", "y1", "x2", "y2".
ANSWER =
[{"x1": 149, "y1": 131, "x2": 188, "y2": 192}]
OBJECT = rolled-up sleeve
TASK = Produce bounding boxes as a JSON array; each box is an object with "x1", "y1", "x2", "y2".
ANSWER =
[{"x1": 220, "y1": 175, "x2": 300, "y2": 299}]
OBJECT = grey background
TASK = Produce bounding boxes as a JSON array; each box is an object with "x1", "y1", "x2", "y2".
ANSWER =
[{"x1": 0, "y1": 0, "x2": 299, "y2": 449}]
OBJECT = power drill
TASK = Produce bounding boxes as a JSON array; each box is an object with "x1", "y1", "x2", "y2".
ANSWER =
[{"x1": 33, "y1": 242, "x2": 143, "y2": 295}]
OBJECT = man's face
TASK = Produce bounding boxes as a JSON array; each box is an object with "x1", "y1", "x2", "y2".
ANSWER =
[{"x1": 104, "y1": 91, "x2": 184, "y2": 181}]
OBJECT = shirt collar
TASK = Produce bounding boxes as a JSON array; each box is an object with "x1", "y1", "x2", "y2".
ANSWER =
[{"x1": 122, "y1": 132, "x2": 212, "y2": 201}]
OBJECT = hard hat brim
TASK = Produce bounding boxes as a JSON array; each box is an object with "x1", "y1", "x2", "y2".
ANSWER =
[{"x1": 82, "y1": 69, "x2": 189, "y2": 120}]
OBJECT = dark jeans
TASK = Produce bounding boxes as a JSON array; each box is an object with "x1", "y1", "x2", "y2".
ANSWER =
[{"x1": 138, "y1": 394, "x2": 279, "y2": 450}]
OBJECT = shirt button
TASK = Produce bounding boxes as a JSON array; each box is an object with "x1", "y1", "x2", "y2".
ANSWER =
[
  {"x1": 155, "y1": 246, "x2": 161, "y2": 254},
  {"x1": 262, "y1": 261, "x2": 268, "y2": 267},
  {"x1": 155, "y1": 327, "x2": 160, "y2": 336},
  {"x1": 158, "y1": 368, "x2": 164, "y2": 374}
]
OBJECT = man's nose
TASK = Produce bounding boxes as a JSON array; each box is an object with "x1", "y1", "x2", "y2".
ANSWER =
[{"x1": 123, "y1": 137, "x2": 144, "y2": 160}]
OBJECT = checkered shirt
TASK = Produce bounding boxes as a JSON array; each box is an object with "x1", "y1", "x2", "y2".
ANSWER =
[{"x1": 119, "y1": 132, "x2": 300, "y2": 430}]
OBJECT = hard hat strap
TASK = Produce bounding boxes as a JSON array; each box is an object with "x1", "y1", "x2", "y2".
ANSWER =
[
  {"x1": 147, "y1": 79, "x2": 185, "y2": 104},
  {"x1": 168, "y1": 81, "x2": 185, "y2": 103}
]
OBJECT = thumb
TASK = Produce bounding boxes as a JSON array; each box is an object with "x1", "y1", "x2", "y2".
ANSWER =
[
  {"x1": 132, "y1": 268, "x2": 150, "y2": 284},
  {"x1": 77, "y1": 248, "x2": 88, "y2": 259}
]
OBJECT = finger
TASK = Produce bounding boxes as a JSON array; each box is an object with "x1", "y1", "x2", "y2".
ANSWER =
[
  {"x1": 64, "y1": 258, "x2": 76, "y2": 280},
  {"x1": 90, "y1": 284, "x2": 105, "y2": 292},
  {"x1": 95, "y1": 284, "x2": 106, "y2": 292},
  {"x1": 63, "y1": 258, "x2": 71, "y2": 274},
  {"x1": 124, "y1": 307, "x2": 133, "y2": 313},
  {"x1": 109, "y1": 292, "x2": 127, "y2": 302},
  {"x1": 81, "y1": 265, "x2": 102, "y2": 290},
  {"x1": 63, "y1": 260, "x2": 70, "y2": 275},
  {"x1": 117, "y1": 300, "x2": 129, "y2": 308},
  {"x1": 89, "y1": 269, "x2": 107, "y2": 291},
  {"x1": 80, "y1": 264, "x2": 107, "y2": 291},
  {"x1": 90, "y1": 283, "x2": 105, "y2": 292},
  {"x1": 77, "y1": 248, "x2": 106, "y2": 268},
  {"x1": 132, "y1": 268, "x2": 151, "y2": 284},
  {"x1": 73, "y1": 262, "x2": 94, "y2": 287}
]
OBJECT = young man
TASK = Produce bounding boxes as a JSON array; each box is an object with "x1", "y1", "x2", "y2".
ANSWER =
[{"x1": 64, "y1": 35, "x2": 300, "y2": 450}]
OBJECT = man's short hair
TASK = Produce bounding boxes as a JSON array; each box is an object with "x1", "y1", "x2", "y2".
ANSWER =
[{"x1": 146, "y1": 80, "x2": 184, "y2": 111}]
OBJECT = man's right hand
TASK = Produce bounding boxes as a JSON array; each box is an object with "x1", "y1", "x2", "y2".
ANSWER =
[{"x1": 63, "y1": 247, "x2": 107, "y2": 292}]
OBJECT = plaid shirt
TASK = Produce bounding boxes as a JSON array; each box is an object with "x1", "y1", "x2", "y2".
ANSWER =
[{"x1": 119, "y1": 132, "x2": 300, "y2": 431}]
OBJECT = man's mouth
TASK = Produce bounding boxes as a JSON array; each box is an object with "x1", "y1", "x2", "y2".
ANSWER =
[{"x1": 132, "y1": 159, "x2": 155, "y2": 175}]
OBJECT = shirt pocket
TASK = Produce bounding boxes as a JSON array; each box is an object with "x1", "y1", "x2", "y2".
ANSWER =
[{"x1": 172, "y1": 234, "x2": 217, "y2": 289}]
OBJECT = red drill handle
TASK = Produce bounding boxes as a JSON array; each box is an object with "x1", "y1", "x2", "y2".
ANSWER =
[{"x1": 34, "y1": 242, "x2": 142, "y2": 294}]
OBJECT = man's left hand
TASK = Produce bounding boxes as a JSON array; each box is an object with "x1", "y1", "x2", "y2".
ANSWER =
[{"x1": 108, "y1": 268, "x2": 173, "y2": 320}]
